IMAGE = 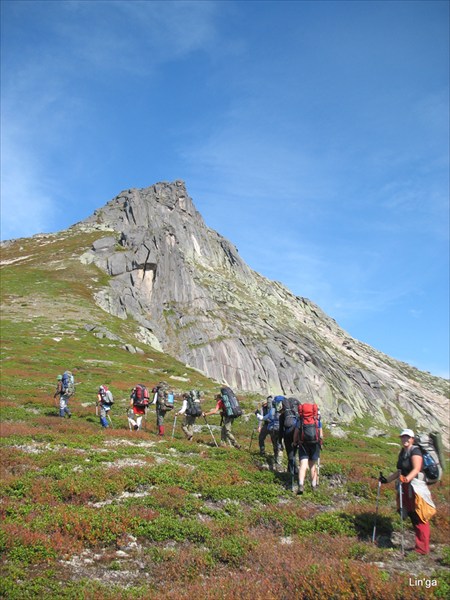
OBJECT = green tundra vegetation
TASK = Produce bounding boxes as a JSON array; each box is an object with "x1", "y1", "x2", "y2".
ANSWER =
[{"x1": 0, "y1": 231, "x2": 449, "y2": 599}]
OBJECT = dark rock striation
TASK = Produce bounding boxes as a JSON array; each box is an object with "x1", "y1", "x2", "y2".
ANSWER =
[{"x1": 77, "y1": 181, "x2": 449, "y2": 436}]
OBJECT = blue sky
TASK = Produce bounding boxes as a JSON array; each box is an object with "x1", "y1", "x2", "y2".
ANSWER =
[{"x1": 1, "y1": 0, "x2": 449, "y2": 378}]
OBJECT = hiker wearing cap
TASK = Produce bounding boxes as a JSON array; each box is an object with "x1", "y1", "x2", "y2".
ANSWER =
[
  {"x1": 53, "y1": 374, "x2": 71, "y2": 418},
  {"x1": 256, "y1": 396, "x2": 273, "y2": 455},
  {"x1": 203, "y1": 393, "x2": 241, "y2": 449},
  {"x1": 380, "y1": 429, "x2": 436, "y2": 555},
  {"x1": 96, "y1": 385, "x2": 114, "y2": 428},
  {"x1": 257, "y1": 396, "x2": 283, "y2": 470}
]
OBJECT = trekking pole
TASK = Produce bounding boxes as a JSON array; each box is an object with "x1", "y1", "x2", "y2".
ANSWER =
[
  {"x1": 171, "y1": 415, "x2": 177, "y2": 439},
  {"x1": 372, "y1": 472, "x2": 382, "y2": 543},
  {"x1": 398, "y1": 480, "x2": 405, "y2": 556},
  {"x1": 248, "y1": 426, "x2": 257, "y2": 451},
  {"x1": 107, "y1": 413, "x2": 113, "y2": 428},
  {"x1": 203, "y1": 416, "x2": 219, "y2": 447}
]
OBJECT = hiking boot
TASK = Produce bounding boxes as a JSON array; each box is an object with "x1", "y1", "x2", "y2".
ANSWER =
[
  {"x1": 259, "y1": 448, "x2": 266, "y2": 456},
  {"x1": 187, "y1": 435, "x2": 193, "y2": 441},
  {"x1": 133, "y1": 425, "x2": 139, "y2": 431},
  {"x1": 235, "y1": 444, "x2": 241, "y2": 450},
  {"x1": 297, "y1": 484, "x2": 304, "y2": 495}
]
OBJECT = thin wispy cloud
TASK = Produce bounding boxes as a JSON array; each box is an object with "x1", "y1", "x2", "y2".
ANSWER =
[{"x1": 1, "y1": 0, "x2": 448, "y2": 377}]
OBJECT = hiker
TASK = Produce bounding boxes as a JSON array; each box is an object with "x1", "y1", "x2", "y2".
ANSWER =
[
  {"x1": 256, "y1": 396, "x2": 273, "y2": 455},
  {"x1": 203, "y1": 390, "x2": 241, "y2": 449},
  {"x1": 153, "y1": 381, "x2": 174, "y2": 436},
  {"x1": 257, "y1": 396, "x2": 283, "y2": 470},
  {"x1": 296, "y1": 404, "x2": 323, "y2": 494},
  {"x1": 176, "y1": 391, "x2": 202, "y2": 441},
  {"x1": 278, "y1": 396, "x2": 300, "y2": 490},
  {"x1": 380, "y1": 428, "x2": 436, "y2": 555},
  {"x1": 129, "y1": 384, "x2": 149, "y2": 431},
  {"x1": 53, "y1": 374, "x2": 72, "y2": 418},
  {"x1": 96, "y1": 385, "x2": 114, "y2": 428}
]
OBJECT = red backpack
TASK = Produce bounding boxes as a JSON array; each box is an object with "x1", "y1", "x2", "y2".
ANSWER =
[
  {"x1": 133, "y1": 384, "x2": 150, "y2": 407},
  {"x1": 298, "y1": 403, "x2": 319, "y2": 444}
]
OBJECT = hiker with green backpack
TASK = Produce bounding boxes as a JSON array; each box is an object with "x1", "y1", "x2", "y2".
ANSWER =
[
  {"x1": 203, "y1": 387, "x2": 242, "y2": 449},
  {"x1": 152, "y1": 381, "x2": 175, "y2": 436},
  {"x1": 176, "y1": 390, "x2": 202, "y2": 441}
]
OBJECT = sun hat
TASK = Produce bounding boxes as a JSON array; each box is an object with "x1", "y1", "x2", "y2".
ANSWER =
[
  {"x1": 399, "y1": 428, "x2": 415, "y2": 438},
  {"x1": 57, "y1": 375, "x2": 62, "y2": 380}
]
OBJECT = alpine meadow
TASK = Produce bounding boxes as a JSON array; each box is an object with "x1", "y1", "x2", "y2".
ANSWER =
[{"x1": 1, "y1": 182, "x2": 449, "y2": 599}]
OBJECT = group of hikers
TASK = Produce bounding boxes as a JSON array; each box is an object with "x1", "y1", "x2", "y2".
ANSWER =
[{"x1": 53, "y1": 373, "x2": 443, "y2": 555}]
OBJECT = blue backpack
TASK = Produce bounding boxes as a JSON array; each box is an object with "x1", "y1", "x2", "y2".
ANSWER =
[{"x1": 62, "y1": 371, "x2": 75, "y2": 396}]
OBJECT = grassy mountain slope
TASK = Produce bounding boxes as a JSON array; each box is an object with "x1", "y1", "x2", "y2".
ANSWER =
[{"x1": 1, "y1": 230, "x2": 449, "y2": 599}]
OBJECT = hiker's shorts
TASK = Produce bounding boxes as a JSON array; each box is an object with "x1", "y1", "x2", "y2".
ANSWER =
[
  {"x1": 99, "y1": 404, "x2": 111, "y2": 418},
  {"x1": 299, "y1": 442, "x2": 320, "y2": 461}
]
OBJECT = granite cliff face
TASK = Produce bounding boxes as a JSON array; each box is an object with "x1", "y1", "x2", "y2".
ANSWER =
[{"x1": 77, "y1": 180, "x2": 448, "y2": 436}]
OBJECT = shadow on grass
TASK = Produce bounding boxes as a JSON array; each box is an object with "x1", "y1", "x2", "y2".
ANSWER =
[{"x1": 354, "y1": 512, "x2": 394, "y2": 547}]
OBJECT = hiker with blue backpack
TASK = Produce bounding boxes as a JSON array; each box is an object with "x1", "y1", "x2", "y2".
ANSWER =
[
  {"x1": 96, "y1": 385, "x2": 114, "y2": 428},
  {"x1": 53, "y1": 371, "x2": 74, "y2": 418},
  {"x1": 379, "y1": 428, "x2": 438, "y2": 555},
  {"x1": 257, "y1": 395, "x2": 283, "y2": 471},
  {"x1": 176, "y1": 391, "x2": 202, "y2": 441},
  {"x1": 255, "y1": 396, "x2": 273, "y2": 456},
  {"x1": 296, "y1": 403, "x2": 323, "y2": 494},
  {"x1": 203, "y1": 387, "x2": 242, "y2": 449}
]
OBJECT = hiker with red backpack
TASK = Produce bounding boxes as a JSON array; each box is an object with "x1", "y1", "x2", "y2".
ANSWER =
[
  {"x1": 129, "y1": 384, "x2": 149, "y2": 431},
  {"x1": 278, "y1": 396, "x2": 301, "y2": 492},
  {"x1": 379, "y1": 429, "x2": 436, "y2": 555},
  {"x1": 203, "y1": 387, "x2": 241, "y2": 449},
  {"x1": 296, "y1": 402, "x2": 323, "y2": 494}
]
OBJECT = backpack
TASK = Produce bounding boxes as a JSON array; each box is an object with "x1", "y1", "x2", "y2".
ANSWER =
[
  {"x1": 415, "y1": 432, "x2": 444, "y2": 485},
  {"x1": 62, "y1": 371, "x2": 75, "y2": 396},
  {"x1": 280, "y1": 396, "x2": 298, "y2": 429},
  {"x1": 100, "y1": 386, "x2": 114, "y2": 405},
  {"x1": 267, "y1": 401, "x2": 280, "y2": 432},
  {"x1": 153, "y1": 382, "x2": 173, "y2": 411},
  {"x1": 186, "y1": 390, "x2": 202, "y2": 417},
  {"x1": 133, "y1": 384, "x2": 150, "y2": 407},
  {"x1": 298, "y1": 403, "x2": 319, "y2": 444},
  {"x1": 220, "y1": 386, "x2": 242, "y2": 418}
]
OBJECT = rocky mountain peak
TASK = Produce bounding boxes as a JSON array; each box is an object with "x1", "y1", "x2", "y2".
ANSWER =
[{"x1": 77, "y1": 181, "x2": 449, "y2": 440}]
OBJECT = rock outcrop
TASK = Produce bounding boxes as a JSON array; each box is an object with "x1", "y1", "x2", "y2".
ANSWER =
[{"x1": 77, "y1": 181, "x2": 449, "y2": 438}]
